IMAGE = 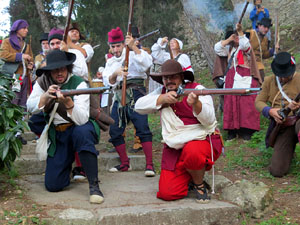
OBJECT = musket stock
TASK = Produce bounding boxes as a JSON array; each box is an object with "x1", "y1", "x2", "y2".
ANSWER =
[
  {"x1": 63, "y1": 0, "x2": 75, "y2": 43},
  {"x1": 137, "y1": 29, "x2": 160, "y2": 42},
  {"x1": 238, "y1": 0, "x2": 250, "y2": 24},
  {"x1": 59, "y1": 87, "x2": 110, "y2": 97},
  {"x1": 121, "y1": 0, "x2": 135, "y2": 106},
  {"x1": 177, "y1": 87, "x2": 261, "y2": 96}
]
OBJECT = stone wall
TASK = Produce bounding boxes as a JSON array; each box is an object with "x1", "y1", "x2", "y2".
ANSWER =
[{"x1": 177, "y1": 13, "x2": 208, "y2": 72}]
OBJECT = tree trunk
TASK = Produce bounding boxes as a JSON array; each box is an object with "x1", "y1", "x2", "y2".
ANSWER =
[
  {"x1": 135, "y1": 0, "x2": 144, "y2": 32},
  {"x1": 33, "y1": 0, "x2": 50, "y2": 32}
]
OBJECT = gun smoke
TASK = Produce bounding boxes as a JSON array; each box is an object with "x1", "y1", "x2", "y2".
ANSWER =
[{"x1": 183, "y1": 0, "x2": 254, "y2": 33}]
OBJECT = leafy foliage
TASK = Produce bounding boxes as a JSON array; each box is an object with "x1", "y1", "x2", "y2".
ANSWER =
[
  {"x1": 0, "y1": 72, "x2": 28, "y2": 170},
  {"x1": 7, "y1": 0, "x2": 183, "y2": 75}
]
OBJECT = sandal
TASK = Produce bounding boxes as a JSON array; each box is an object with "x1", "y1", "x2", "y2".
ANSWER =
[{"x1": 193, "y1": 181, "x2": 211, "y2": 204}]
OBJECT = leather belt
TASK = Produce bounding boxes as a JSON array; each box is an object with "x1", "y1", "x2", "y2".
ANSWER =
[{"x1": 55, "y1": 123, "x2": 73, "y2": 132}]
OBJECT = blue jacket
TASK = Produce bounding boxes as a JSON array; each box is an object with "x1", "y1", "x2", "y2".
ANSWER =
[{"x1": 249, "y1": 7, "x2": 269, "y2": 29}]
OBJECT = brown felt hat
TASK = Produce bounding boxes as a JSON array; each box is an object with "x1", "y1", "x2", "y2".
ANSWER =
[
  {"x1": 69, "y1": 22, "x2": 85, "y2": 40},
  {"x1": 150, "y1": 59, "x2": 194, "y2": 84}
]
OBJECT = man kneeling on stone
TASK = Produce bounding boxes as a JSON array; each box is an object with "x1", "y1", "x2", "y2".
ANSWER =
[
  {"x1": 27, "y1": 50, "x2": 104, "y2": 204},
  {"x1": 135, "y1": 60, "x2": 223, "y2": 203}
]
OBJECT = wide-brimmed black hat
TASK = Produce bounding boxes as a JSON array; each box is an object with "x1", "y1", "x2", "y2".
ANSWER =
[
  {"x1": 257, "y1": 18, "x2": 272, "y2": 28},
  {"x1": 69, "y1": 22, "x2": 85, "y2": 40},
  {"x1": 36, "y1": 50, "x2": 76, "y2": 77},
  {"x1": 271, "y1": 52, "x2": 296, "y2": 77},
  {"x1": 150, "y1": 59, "x2": 194, "y2": 84},
  {"x1": 39, "y1": 33, "x2": 49, "y2": 43}
]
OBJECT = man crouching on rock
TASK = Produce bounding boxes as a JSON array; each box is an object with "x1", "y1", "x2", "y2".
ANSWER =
[
  {"x1": 26, "y1": 50, "x2": 104, "y2": 204},
  {"x1": 135, "y1": 60, "x2": 223, "y2": 203}
]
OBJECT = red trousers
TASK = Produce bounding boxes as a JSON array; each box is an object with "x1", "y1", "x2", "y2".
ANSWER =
[{"x1": 157, "y1": 140, "x2": 221, "y2": 201}]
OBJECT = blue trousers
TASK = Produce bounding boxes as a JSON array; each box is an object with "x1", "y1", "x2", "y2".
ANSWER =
[
  {"x1": 109, "y1": 88, "x2": 152, "y2": 146},
  {"x1": 28, "y1": 112, "x2": 46, "y2": 135},
  {"x1": 45, "y1": 121, "x2": 99, "y2": 192}
]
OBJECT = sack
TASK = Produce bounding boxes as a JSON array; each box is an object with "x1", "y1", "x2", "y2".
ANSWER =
[
  {"x1": 90, "y1": 95, "x2": 114, "y2": 131},
  {"x1": 35, "y1": 124, "x2": 50, "y2": 161},
  {"x1": 2, "y1": 62, "x2": 20, "y2": 76},
  {"x1": 232, "y1": 72, "x2": 252, "y2": 89},
  {"x1": 35, "y1": 102, "x2": 58, "y2": 161}
]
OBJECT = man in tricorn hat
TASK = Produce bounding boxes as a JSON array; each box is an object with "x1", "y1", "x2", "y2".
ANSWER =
[
  {"x1": 135, "y1": 59, "x2": 223, "y2": 203},
  {"x1": 27, "y1": 50, "x2": 104, "y2": 204},
  {"x1": 34, "y1": 33, "x2": 49, "y2": 70},
  {"x1": 102, "y1": 27, "x2": 155, "y2": 176},
  {"x1": 247, "y1": 17, "x2": 278, "y2": 81},
  {"x1": 255, "y1": 52, "x2": 300, "y2": 177}
]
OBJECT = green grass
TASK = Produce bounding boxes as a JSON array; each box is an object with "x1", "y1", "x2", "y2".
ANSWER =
[{"x1": 222, "y1": 114, "x2": 300, "y2": 184}]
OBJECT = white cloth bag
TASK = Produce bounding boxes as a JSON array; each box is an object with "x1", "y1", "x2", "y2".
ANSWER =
[
  {"x1": 35, "y1": 103, "x2": 59, "y2": 161},
  {"x1": 232, "y1": 71, "x2": 252, "y2": 89}
]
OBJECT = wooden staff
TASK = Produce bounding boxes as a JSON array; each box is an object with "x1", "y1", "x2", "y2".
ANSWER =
[
  {"x1": 63, "y1": 0, "x2": 75, "y2": 43},
  {"x1": 238, "y1": 0, "x2": 250, "y2": 24},
  {"x1": 274, "y1": 8, "x2": 280, "y2": 56},
  {"x1": 121, "y1": 0, "x2": 135, "y2": 106},
  {"x1": 168, "y1": 42, "x2": 174, "y2": 59}
]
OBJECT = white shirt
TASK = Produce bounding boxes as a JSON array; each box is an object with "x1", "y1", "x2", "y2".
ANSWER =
[
  {"x1": 102, "y1": 48, "x2": 152, "y2": 88},
  {"x1": 214, "y1": 34, "x2": 251, "y2": 58},
  {"x1": 76, "y1": 42, "x2": 94, "y2": 63},
  {"x1": 68, "y1": 49, "x2": 89, "y2": 81},
  {"x1": 151, "y1": 37, "x2": 194, "y2": 73},
  {"x1": 135, "y1": 85, "x2": 217, "y2": 149},
  {"x1": 27, "y1": 74, "x2": 90, "y2": 126}
]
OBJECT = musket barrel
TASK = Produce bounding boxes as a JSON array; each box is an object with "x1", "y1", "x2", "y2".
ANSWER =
[
  {"x1": 60, "y1": 87, "x2": 110, "y2": 97},
  {"x1": 238, "y1": 0, "x2": 250, "y2": 24},
  {"x1": 178, "y1": 88, "x2": 261, "y2": 96},
  {"x1": 121, "y1": 0, "x2": 135, "y2": 106},
  {"x1": 137, "y1": 29, "x2": 160, "y2": 42}
]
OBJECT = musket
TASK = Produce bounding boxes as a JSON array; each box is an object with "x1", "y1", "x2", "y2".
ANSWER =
[
  {"x1": 121, "y1": 0, "x2": 135, "y2": 106},
  {"x1": 238, "y1": 0, "x2": 250, "y2": 24},
  {"x1": 168, "y1": 43, "x2": 174, "y2": 59},
  {"x1": 63, "y1": 0, "x2": 75, "y2": 43},
  {"x1": 274, "y1": 8, "x2": 280, "y2": 56},
  {"x1": 176, "y1": 86, "x2": 261, "y2": 96},
  {"x1": 137, "y1": 29, "x2": 160, "y2": 42},
  {"x1": 268, "y1": 92, "x2": 300, "y2": 147},
  {"x1": 58, "y1": 86, "x2": 111, "y2": 97}
]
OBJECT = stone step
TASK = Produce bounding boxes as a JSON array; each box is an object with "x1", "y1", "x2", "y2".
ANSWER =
[
  {"x1": 21, "y1": 141, "x2": 105, "y2": 155},
  {"x1": 15, "y1": 153, "x2": 146, "y2": 175},
  {"x1": 19, "y1": 172, "x2": 241, "y2": 225},
  {"x1": 21, "y1": 131, "x2": 37, "y2": 141}
]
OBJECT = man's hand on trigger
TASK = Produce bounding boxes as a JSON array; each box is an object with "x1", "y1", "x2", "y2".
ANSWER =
[
  {"x1": 162, "y1": 91, "x2": 178, "y2": 105},
  {"x1": 269, "y1": 108, "x2": 283, "y2": 124}
]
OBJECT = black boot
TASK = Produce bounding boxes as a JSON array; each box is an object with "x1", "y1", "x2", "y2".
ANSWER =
[{"x1": 78, "y1": 151, "x2": 104, "y2": 204}]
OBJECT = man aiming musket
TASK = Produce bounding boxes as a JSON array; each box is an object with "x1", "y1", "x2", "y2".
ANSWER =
[
  {"x1": 135, "y1": 59, "x2": 223, "y2": 203},
  {"x1": 27, "y1": 50, "x2": 105, "y2": 204}
]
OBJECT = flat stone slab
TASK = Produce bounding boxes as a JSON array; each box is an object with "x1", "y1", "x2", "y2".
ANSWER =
[
  {"x1": 19, "y1": 172, "x2": 241, "y2": 225},
  {"x1": 15, "y1": 153, "x2": 146, "y2": 175}
]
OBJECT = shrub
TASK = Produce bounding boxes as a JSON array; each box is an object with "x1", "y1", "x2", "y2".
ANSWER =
[{"x1": 0, "y1": 72, "x2": 28, "y2": 170}]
